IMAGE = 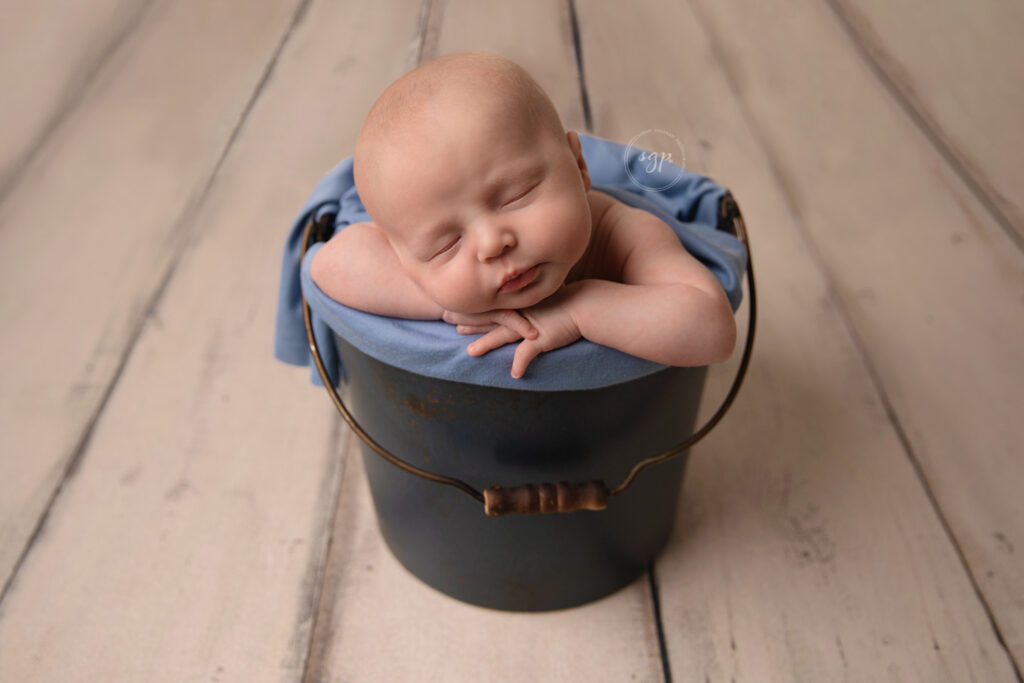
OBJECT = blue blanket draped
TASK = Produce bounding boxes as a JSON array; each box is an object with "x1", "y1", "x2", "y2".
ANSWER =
[{"x1": 275, "y1": 134, "x2": 746, "y2": 391}]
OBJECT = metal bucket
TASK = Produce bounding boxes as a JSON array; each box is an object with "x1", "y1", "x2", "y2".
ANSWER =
[
  {"x1": 299, "y1": 192, "x2": 754, "y2": 611},
  {"x1": 336, "y1": 335, "x2": 707, "y2": 611}
]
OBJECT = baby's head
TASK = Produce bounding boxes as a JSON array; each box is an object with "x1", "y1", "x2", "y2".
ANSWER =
[{"x1": 354, "y1": 52, "x2": 593, "y2": 314}]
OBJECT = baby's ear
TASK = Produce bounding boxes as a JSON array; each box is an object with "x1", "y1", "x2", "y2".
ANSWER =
[{"x1": 566, "y1": 131, "x2": 591, "y2": 192}]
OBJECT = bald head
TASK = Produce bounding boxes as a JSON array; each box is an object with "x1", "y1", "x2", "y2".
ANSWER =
[{"x1": 353, "y1": 53, "x2": 567, "y2": 213}]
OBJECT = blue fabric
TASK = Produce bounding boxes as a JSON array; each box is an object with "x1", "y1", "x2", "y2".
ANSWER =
[{"x1": 275, "y1": 134, "x2": 747, "y2": 391}]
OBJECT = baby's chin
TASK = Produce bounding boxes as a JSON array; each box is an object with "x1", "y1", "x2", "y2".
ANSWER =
[
  {"x1": 445, "y1": 290, "x2": 549, "y2": 315},
  {"x1": 495, "y1": 277, "x2": 564, "y2": 311},
  {"x1": 441, "y1": 270, "x2": 567, "y2": 314}
]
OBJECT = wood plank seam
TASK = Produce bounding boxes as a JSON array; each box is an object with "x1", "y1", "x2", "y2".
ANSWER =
[
  {"x1": 821, "y1": 0, "x2": 1024, "y2": 254},
  {"x1": 683, "y1": 0, "x2": 1024, "y2": 677},
  {"x1": 0, "y1": 0, "x2": 161, "y2": 208},
  {"x1": 406, "y1": 0, "x2": 436, "y2": 71},
  {"x1": 566, "y1": 0, "x2": 593, "y2": 132},
  {"x1": 296, "y1": 425, "x2": 353, "y2": 682},
  {"x1": 417, "y1": 0, "x2": 445, "y2": 64},
  {"x1": 0, "y1": 0, "x2": 316, "y2": 608},
  {"x1": 647, "y1": 565, "x2": 673, "y2": 683}
]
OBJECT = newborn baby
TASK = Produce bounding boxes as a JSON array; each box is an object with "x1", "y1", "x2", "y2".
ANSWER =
[{"x1": 311, "y1": 52, "x2": 736, "y2": 378}]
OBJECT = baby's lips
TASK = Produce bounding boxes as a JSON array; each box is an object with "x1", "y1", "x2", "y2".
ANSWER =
[{"x1": 498, "y1": 264, "x2": 540, "y2": 293}]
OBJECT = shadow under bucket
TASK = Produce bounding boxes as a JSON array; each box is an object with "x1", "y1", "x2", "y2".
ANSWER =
[{"x1": 335, "y1": 335, "x2": 708, "y2": 611}]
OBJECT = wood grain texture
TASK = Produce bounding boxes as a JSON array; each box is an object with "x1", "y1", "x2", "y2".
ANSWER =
[
  {"x1": 577, "y1": 0, "x2": 1021, "y2": 679},
  {"x1": 1, "y1": 0, "x2": 1021, "y2": 680},
  {"x1": 829, "y1": 0, "x2": 1024, "y2": 245},
  {"x1": 678, "y1": 0, "x2": 1024, "y2": 670},
  {"x1": 0, "y1": 0, "x2": 155, "y2": 194},
  {"x1": 0, "y1": 0, "x2": 303, "y2": 590},
  {"x1": 0, "y1": 0, "x2": 422, "y2": 676}
]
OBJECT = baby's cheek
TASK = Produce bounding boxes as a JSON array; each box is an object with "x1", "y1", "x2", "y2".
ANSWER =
[
  {"x1": 546, "y1": 203, "x2": 590, "y2": 260},
  {"x1": 407, "y1": 268, "x2": 457, "y2": 310},
  {"x1": 433, "y1": 269, "x2": 491, "y2": 313}
]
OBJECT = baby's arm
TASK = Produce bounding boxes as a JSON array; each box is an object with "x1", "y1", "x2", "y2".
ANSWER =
[
  {"x1": 469, "y1": 197, "x2": 736, "y2": 376},
  {"x1": 311, "y1": 223, "x2": 540, "y2": 339},
  {"x1": 310, "y1": 222, "x2": 443, "y2": 319},
  {"x1": 560, "y1": 202, "x2": 737, "y2": 367}
]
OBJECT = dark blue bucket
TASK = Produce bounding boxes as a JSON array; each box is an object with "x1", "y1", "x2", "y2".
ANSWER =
[
  {"x1": 336, "y1": 335, "x2": 707, "y2": 610},
  {"x1": 299, "y1": 192, "x2": 754, "y2": 612}
]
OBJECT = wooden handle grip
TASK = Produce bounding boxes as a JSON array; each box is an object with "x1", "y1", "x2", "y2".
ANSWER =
[{"x1": 483, "y1": 481, "x2": 608, "y2": 516}]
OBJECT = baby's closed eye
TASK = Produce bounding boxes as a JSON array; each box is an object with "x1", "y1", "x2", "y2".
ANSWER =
[
  {"x1": 429, "y1": 236, "x2": 461, "y2": 260},
  {"x1": 501, "y1": 181, "x2": 539, "y2": 208}
]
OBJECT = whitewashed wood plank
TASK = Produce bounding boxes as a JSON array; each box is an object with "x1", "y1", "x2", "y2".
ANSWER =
[
  {"x1": 675, "y1": 0, "x2": 1024, "y2": 670},
  {"x1": 577, "y1": 0, "x2": 1021, "y2": 680},
  {"x1": 0, "y1": 0, "x2": 154, "y2": 193},
  {"x1": 310, "y1": 2, "x2": 664, "y2": 680},
  {"x1": 830, "y1": 0, "x2": 1024, "y2": 243},
  {"x1": 0, "y1": 0, "x2": 425, "y2": 678},
  {"x1": 0, "y1": 0, "x2": 303, "y2": 588}
]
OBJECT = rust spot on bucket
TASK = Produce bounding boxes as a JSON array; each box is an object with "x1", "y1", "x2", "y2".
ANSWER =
[{"x1": 406, "y1": 393, "x2": 454, "y2": 420}]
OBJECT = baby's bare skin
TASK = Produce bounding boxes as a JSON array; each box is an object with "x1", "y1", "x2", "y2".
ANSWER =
[{"x1": 311, "y1": 52, "x2": 736, "y2": 378}]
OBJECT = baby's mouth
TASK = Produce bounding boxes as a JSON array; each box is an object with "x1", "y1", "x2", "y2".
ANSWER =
[{"x1": 498, "y1": 265, "x2": 540, "y2": 293}]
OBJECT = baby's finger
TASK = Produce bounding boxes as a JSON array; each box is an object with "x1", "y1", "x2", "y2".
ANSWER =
[
  {"x1": 493, "y1": 310, "x2": 538, "y2": 340},
  {"x1": 456, "y1": 323, "x2": 497, "y2": 335},
  {"x1": 511, "y1": 340, "x2": 543, "y2": 379},
  {"x1": 467, "y1": 326, "x2": 522, "y2": 356},
  {"x1": 442, "y1": 311, "x2": 468, "y2": 327},
  {"x1": 443, "y1": 310, "x2": 488, "y2": 326}
]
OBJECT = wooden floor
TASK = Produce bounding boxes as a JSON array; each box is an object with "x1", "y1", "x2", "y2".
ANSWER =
[{"x1": 1, "y1": 0, "x2": 1022, "y2": 680}]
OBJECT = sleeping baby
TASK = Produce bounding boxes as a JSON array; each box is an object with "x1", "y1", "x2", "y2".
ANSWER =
[{"x1": 310, "y1": 52, "x2": 736, "y2": 379}]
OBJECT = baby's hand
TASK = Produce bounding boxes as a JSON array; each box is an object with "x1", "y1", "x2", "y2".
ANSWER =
[
  {"x1": 464, "y1": 289, "x2": 583, "y2": 379},
  {"x1": 442, "y1": 309, "x2": 539, "y2": 341}
]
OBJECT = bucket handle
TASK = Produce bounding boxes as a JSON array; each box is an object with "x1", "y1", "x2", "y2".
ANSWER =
[{"x1": 300, "y1": 192, "x2": 755, "y2": 516}]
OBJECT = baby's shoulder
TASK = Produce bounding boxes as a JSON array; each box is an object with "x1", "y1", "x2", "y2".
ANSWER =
[
  {"x1": 587, "y1": 189, "x2": 656, "y2": 234},
  {"x1": 586, "y1": 188, "x2": 620, "y2": 230},
  {"x1": 587, "y1": 188, "x2": 667, "y2": 246},
  {"x1": 578, "y1": 190, "x2": 652, "y2": 280},
  {"x1": 583, "y1": 188, "x2": 689, "y2": 274}
]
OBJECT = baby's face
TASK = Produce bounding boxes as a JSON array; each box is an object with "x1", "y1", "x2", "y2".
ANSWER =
[{"x1": 359, "y1": 103, "x2": 592, "y2": 314}]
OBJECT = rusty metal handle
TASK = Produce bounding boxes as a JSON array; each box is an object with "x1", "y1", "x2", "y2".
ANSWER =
[
  {"x1": 483, "y1": 481, "x2": 609, "y2": 516},
  {"x1": 299, "y1": 190, "x2": 754, "y2": 516}
]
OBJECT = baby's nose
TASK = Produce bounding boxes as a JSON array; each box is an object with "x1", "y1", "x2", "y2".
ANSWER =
[{"x1": 477, "y1": 225, "x2": 516, "y2": 262}]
